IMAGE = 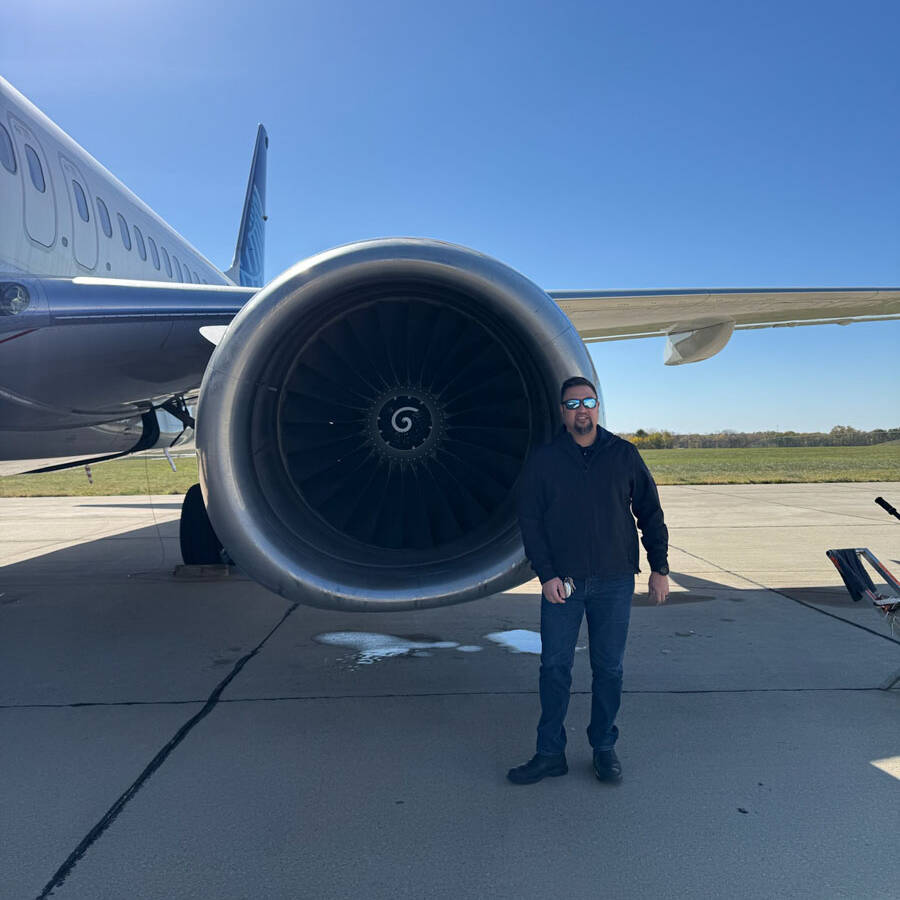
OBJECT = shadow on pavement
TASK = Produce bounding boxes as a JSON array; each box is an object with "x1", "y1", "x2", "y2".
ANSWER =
[
  {"x1": 76, "y1": 502, "x2": 184, "y2": 509},
  {"x1": 1, "y1": 521, "x2": 180, "y2": 586}
]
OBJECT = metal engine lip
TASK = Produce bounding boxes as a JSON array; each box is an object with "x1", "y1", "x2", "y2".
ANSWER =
[{"x1": 197, "y1": 238, "x2": 598, "y2": 611}]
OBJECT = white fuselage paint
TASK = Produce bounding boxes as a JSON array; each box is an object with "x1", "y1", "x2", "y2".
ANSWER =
[{"x1": 0, "y1": 77, "x2": 230, "y2": 285}]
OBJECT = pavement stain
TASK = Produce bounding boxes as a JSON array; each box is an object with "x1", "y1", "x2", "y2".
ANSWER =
[{"x1": 311, "y1": 629, "x2": 547, "y2": 666}]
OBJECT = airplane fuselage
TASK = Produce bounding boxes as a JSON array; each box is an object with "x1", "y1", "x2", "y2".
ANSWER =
[
  {"x1": 0, "y1": 78, "x2": 245, "y2": 473},
  {"x1": 0, "y1": 80, "x2": 226, "y2": 284}
]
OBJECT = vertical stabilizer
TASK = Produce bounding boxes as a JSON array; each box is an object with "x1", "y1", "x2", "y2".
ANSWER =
[{"x1": 225, "y1": 125, "x2": 268, "y2": 287}]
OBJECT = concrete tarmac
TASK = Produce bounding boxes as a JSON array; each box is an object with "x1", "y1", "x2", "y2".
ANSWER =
[{"x1": 1, "y1": 484, "x2": 899, "y2": 899}]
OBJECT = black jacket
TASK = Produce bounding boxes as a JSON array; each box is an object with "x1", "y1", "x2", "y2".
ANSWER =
[{"x1": 516, "y1": 425, "x2": 668, "y2": 583}]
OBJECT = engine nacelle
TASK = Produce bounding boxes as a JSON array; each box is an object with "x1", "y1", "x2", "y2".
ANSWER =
[{"x1": 197, "y1": 239, "x2": 598, "y2": 610}]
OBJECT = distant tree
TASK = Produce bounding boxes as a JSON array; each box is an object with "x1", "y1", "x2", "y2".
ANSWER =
[{"x1": 623, "y1": 425, "x2": 898, "y2": 449}]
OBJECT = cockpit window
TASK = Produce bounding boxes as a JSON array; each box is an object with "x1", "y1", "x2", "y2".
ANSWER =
[
  {"x1": 172, "y1": 256, "x2": 183, "y2": 281},
  {"x1": 96, "y1": 197, "x2": 112, "y2": 237},
  {"x1": 0, "y1": 124, "x2": 15, "y2": 174},
  {"x1": 72, "y1": 179, "x2": 90, "y2": 222},
  {"x1": 118, "y1": 213, "x2": 132, "y2": 250},
  {"x1": 160, "y1": 245, "x2": 172, "y2": 277},
  {"x1": 24, "y1": 144, "x2": 45, "y2": 192},
  {"x1": 133, "y1": 225, "x2": 147, "y2": 261},
  {"x1": 147, "y1": 235, "x2": 160, "y2": 270}
]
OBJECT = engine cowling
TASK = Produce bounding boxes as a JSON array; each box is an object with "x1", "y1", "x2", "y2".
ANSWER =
[{"x1": 197, "y1": 239, "x2": 598, "y2": 610}]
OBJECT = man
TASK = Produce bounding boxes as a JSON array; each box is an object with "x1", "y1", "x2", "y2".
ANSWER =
[{"x1": 508, "y1": 376, "x2": 670, "y2": 785}]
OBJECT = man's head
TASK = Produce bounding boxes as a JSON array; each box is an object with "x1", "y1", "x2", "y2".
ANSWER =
[{"x1": 560, "y1": 376, "x2": 599, "y2": 439}]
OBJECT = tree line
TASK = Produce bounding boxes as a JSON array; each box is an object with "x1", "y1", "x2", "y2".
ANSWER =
[{"x1": 621, "y1": 426, "x2": 900, "y2": 449}]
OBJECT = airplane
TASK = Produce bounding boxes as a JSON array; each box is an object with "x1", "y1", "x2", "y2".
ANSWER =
[{"x1": 2, "y1": 75, "x2": 898, "y2": 612}]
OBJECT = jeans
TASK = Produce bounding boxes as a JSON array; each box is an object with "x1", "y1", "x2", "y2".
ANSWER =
[{"x1": 536, "y1": 573, "x2": 634, "y2": 756}]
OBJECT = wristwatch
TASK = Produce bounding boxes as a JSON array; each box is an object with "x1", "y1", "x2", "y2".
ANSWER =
[{"x1": 653, "y1": 564, "x2": 670, "y2": 576}]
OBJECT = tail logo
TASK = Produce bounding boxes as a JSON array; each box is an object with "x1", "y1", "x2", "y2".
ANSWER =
[{"x1": 239, "y1": 184, "x2": 265, "y2": 286}]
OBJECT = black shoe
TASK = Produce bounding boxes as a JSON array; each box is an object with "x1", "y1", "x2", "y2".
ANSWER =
[
  {"x1": 507, "y1": 753, "x2": 568, "y2": 784},
  {"x1": 593, "y1": 749, "x2": 622, "y2": 782}
]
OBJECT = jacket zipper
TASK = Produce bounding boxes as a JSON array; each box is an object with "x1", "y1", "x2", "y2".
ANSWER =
[{"x1": 584, "y1": 454, "x2": 595, "y2": 575}]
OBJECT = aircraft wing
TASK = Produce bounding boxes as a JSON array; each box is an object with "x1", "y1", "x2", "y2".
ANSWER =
[{"x1": 549, "y1": 287, "x2": 900, "y2": 364}]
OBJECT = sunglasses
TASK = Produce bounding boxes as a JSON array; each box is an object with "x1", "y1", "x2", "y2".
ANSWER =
[{"x1": 563, "y1": 397, "x2": 598, "y2": 410}]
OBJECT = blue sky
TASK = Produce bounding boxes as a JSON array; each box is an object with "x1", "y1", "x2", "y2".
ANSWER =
[{"x1": 4, "y1": 0, "x2": 899, "y2": 432}]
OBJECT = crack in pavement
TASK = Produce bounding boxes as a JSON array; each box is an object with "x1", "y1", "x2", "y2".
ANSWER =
[
  {"x1": 27, "y1": 534, "x2": 899, "y2": 895},
  {"x1": 36, "y1": 600, "x2": 300, "y2": 899},
  {"x1": 1, "y1": 685, "x2": 888, "y2": 714}
]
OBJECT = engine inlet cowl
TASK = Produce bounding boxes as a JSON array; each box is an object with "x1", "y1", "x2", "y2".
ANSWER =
[{"x1": 197, "y1": 239, "x2": 597, "y2": 610}]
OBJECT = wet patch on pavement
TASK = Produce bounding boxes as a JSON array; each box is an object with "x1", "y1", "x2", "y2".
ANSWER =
[{"x1": 312, "y1": 629, "x2": 548, "y2": 667}]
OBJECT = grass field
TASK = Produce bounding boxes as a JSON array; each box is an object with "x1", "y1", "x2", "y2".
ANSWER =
[
  {"x1": 639, "y1": 442, "x2": 900, "y2": 484},
  {"x1": 0, "y1": 443, "x2": 897, "y2": 497}
]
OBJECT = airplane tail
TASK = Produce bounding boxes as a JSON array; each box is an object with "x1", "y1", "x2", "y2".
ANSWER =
[{"x1": 225, "y1": 124, "x2": 268, "y2": 287}]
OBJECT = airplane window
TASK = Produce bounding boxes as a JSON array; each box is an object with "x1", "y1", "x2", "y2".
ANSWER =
[
  {"x1": 96, "y1": 197, "x2": 112, "y2": 237},
  {"x1": 24, "y1": 144, "x2": 45, "y2": 192},
  {"x1": 172, "y1": 256, "x2": 183, "y2": 281},
  {"x1": 133, "y1": 225, "x2": 147, "y2": 261},
  {"x1": 190, "y1": 270, "x2": 198, "y2": 283},
  {"x1": 72, "y1": 180, "x2": 90, "y2": 222},
  {"x1": 160, "y1": 245, "x2": 172, "y2": 277},
  {"x1": 147, "y1": 235, "x2": 160, "y2": 270},
  {"x1": 200, "y1": 277, "x2": 208, "y2": 284},
  {"x1": 117, "y1": 213, "x2": 132, "y2": 250},
  {"x1": 0, "y1": 124, "x2": 15, "y2": 174}
]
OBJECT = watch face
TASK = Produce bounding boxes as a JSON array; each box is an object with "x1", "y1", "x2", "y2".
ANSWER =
[{"x1": 657, "y1": 566, "x2": 669, "y2": 576}]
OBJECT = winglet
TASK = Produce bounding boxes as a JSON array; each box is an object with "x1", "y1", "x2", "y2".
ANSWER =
[{"x1": 225, "y1": 124, "x2": 268, "y2": 287}]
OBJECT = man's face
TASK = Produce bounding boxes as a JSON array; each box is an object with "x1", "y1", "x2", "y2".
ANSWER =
[{"x1": 561, "y1": 385, "x2": 599, "y2": 437}]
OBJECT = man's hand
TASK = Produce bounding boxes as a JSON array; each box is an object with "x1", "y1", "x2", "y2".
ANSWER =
[
  {"x1": 649, "y1": 571, "x2": 669, "y2": 605},
  {"x1": 542, "y1": 577, "x2": 567, "y2": 604}
]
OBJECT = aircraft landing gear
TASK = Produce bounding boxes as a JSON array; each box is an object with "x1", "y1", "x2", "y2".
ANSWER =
[{"x1": 179, "y1": 483, "x2": 225, "y2": 565}]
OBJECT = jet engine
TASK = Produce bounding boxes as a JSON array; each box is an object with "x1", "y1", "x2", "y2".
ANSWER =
[{"x1": 196, "y1": 239, "x2": 598, "y2": 610}]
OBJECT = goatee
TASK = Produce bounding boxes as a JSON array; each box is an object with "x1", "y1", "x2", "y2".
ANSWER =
[{"x1": 574, "y1": 421, "x2": 593, "y2": 435}]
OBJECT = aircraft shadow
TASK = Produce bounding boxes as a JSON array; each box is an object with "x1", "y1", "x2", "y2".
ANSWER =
[
  {"x1": 632, "y1": 568, "x2": 866, "y2": 611},
  {"x1": 77, "y1": 502, "x2": 183, "y2": 509},
  {"x1": 0, "y1": 524, "x2": 867, "y2": 617},
  {"x1": 1, "y1": 520, "x2": 182, "y2": 587}
]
